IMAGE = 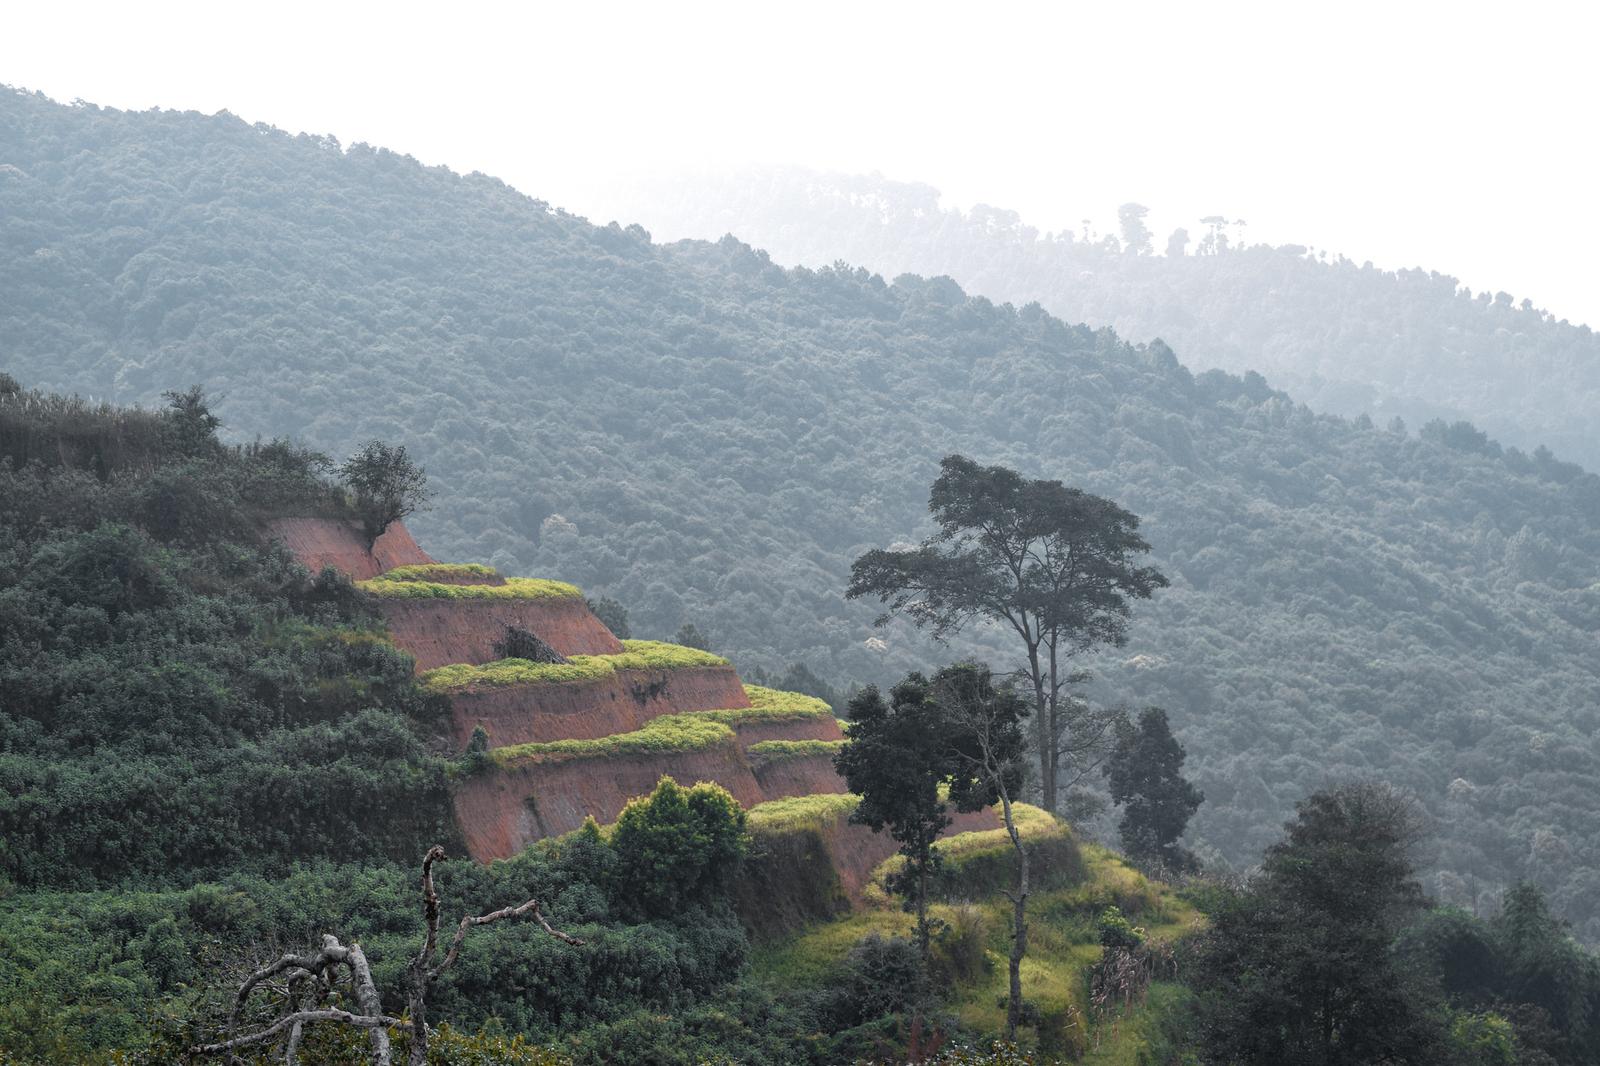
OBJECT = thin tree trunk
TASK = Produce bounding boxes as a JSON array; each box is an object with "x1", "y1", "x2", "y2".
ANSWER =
[
  {"x1": 1046, "y1": 636, "x2": 1061, "y2": 812},
  {"x1": 1025, "y1": 642, "x2": 1054, "y2": 813},
  {"x1": 916, "y1": 839, "x2": 932, "y2": 957},
  {"x1": 999, "y1": 787, "x2": 1029, "y2": 1042}
]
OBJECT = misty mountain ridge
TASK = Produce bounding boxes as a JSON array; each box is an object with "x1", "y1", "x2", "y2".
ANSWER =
[{"x1": 595, "y1": 165, "x2": 1600, "y2": 471}]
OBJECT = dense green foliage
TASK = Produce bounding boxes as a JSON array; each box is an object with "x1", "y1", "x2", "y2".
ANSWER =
[
  {"x1": 614, "y1": 166, "x2": 1600, "y2": 470},
  {"x1": 340, "y1": 438, "x2": 432, "y2": 548},
  {"x1": 4, "y1": 90, "x2": 1600, "y2": 937},
  {"x1": 1189, "y1": 784, "x2": 1446, "y2": 1064},
  {"x1": 1186, "y1": 785, "x2": 1600, "y2": 1066},
  {"x1": 608, "y1": 777, "x2": 749, "y2": 918},
  {"x1": 1104, "y1": 708, "x2": 1204, "y2": 871},
  {"x1": 0, "y1": 387, "x2": 456, "y2": 889},
  {"x1": 0, "y1": 826, "x2": 751, "y2": 1062}
]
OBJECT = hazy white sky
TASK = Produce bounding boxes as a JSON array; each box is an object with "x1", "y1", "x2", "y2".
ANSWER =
[{"x1": 7, "y1": 1, "x2": 1597, "y2": 325}]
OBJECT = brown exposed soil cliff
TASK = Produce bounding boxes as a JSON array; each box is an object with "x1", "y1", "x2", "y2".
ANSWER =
[
  {"x1": 752, "y1": 753, "x2": 850, "y2": 802},
  {"x1": 723, "y1": 716, "x2": 844, "y2": 746},
  {"x1": 452, "y1": 742, "x2": 768, "y2": 860},
  {"x1": 380, "y1": 596, "x2": 624, "y2": 672},
  {"x1": 446, "y1": 665, "x2": 750, "y2": 748},
  {"x1": 266, "y1": 517, "x2": 433, "y2": 579}
]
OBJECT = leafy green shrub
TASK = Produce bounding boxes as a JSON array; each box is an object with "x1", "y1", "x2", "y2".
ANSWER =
[
  {"x1": 609, "y1": 777, "x2": 749, "y2": 917},
  {"x1": 490, "y1": 715, "x2": 735, "y2": 766},
  {"x1": 1096, "y1": 905, "x2": 1145, "y2": 953},
  {"x1": 746, "y1": 739, "x2": 845, "y2": 764},
  {"x1": 824, "y1": 933, "x2": 928, "y2": 1031}
]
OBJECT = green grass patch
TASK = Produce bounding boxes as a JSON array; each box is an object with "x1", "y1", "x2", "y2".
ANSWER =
[
  {"x1": 747, "y1": 739, "x2": 846, "y2": 765},
  {"x1": 357, "y1": 575, "x2": 583, "y2": 600},
  {"x1": 420, "y1": 640, "x2": 729, "y2": 693},
  {"x1": 746, "y1": 792, "x2": 861, "y2": 835},
  {"x1": 378, "y1": 562, "x2": 501, "y2": 582},
  {"x1": 689, "y1": 685, "x2": 836, "y2": 726},
  {"x1": 751, "y1": 822, "x2": 1204, "y2": 1059},
  {"x1": 611, "y1": 639, "x2": 729, "y2": 669},
  {"x1": 490, "y1": 713, "x2": 735, "y2": 766}
]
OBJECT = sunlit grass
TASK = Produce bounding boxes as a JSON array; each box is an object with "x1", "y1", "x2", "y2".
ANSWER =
[
  {"x1": 421, "y1": 640, "x2": 730, "y2": 693},
  {"x1": 688, "y1": 685, "x2": 836, "y2": 726},
  {"x1": 489, "y1": 713, "x2": 735, "y2": 766},
  {"x1": 751, "y1": 814, "x2": 1205, "y2": 1058},
  {"x1": 377, "y1": 562, "x2": 500, "y2": 582},
  {"x1": 747, "y1": 739, "x2": 846, "y2": 764},
  {"x1": 745, "y1": 792, "x2": 860, "y2": 835},
  {"x1": 359, "y1": 576, "x2": 582, "y2": 600}
]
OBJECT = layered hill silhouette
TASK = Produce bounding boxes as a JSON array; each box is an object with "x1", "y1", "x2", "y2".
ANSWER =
[
  {"x1": 4, "y1": 89, "x2": 1600, "y2": 938},
  {"x1": 599, "y1": 166, "x2": 1600, "y2": 470}
]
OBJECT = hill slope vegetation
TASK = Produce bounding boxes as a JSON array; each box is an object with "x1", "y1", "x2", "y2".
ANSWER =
[{"x1": 4, "y1": 90, "x2": 1600, "y2": 937}]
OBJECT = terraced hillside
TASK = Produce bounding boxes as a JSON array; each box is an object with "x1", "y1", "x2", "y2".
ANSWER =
[{"x1": 272, "y1": 516, "x2": 937, "y2": 864}]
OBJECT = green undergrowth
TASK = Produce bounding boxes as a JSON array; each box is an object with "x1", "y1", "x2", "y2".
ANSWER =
[
  {"x1": 688, "y1": 685, "x2": 836, "y2": 726},
  {"x1": 489, "y1": 713, "x2": 735, "y2": 766},
  {"x1": 356, "y1": 574, "x2": 582, "y2": 600},
  {"x1": 421, "y1": 640, "x2": 730, "y2": 693},
  {"x1": 747, "y1": 739, "x2": 846, "y2": 764},
  {"x1": 865, "y1": 804, "x2": 1071, "y2": 908},
  {"x1": 745, "y1": 792, "x2": 861, "y2": 835},
  {"x1": 377, "y1": 562, "x2": 501, "y2": 582},
  {"x1": 752, "y1": 821, "x2": 1202, "y2": 1061}
]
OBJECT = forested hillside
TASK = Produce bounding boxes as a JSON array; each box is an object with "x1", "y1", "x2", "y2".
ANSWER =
[
  {"x1": 5, "y1": 89, "x2": 1600, "y2": 940},
  {"x1": 600, "y1": 167, "x2": 1600, "y2": 470}
]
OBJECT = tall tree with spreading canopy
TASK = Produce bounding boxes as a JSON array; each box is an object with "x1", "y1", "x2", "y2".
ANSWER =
[
  {"x1": 339, "y1": 440, "x2": 432, "y2": 548},
  {"x1": 847, "y1": 455, "x2": 1167, "y2": 814},
  {"x1": 1104, "y1": 707, "x2": 1204, "y2": 871}
]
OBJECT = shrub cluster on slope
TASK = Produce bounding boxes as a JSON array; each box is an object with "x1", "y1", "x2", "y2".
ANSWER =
[
  {"x1": 3, "y1": 90, "x2": 1600, "y2": 938},
  {"x1": 0, "y1": 383, "x2": 457, "y2": 889}
]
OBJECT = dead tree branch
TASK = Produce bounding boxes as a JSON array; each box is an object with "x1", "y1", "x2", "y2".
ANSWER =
[{"x1": 193, "y1": 845, "x2": 584, "y2": 1066}]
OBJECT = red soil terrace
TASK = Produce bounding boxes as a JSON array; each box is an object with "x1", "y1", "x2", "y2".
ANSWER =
[
  {"x1": 453, "y1": 742, "x2": 769, "y2": 860},
  {"x1": 270, "y1": 517, "x2": 864, "y2": 865},
  {"x1": 266, "y1": 517, "x2": 433, "y2": 580},
  {"x1": 381, "y1": 596, "x2": 624, "y2": 673},
  {"x1": 446, "y1": 665, "x2": 750, "y2": 748}
]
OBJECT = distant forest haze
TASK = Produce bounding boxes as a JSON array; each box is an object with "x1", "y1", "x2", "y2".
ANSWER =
[
  {"x1": 600, "y1": 167, "x2": 1600, "y2": 471},
  {"x1": 4, "y1": 86, "x2": 1600, "y2": 951}
]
